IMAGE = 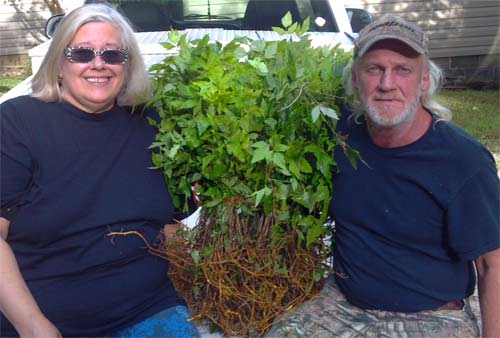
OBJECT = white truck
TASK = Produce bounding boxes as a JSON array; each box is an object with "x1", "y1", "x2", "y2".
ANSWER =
[
  {"x1": 0, "y1": 1, "x2": 372, "y2": 336},
  {"x1": 0, "y1": 0, "x2": 371, "y2": 104}
]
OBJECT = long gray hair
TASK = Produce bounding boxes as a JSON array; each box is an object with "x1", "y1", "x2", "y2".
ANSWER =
[
  {"x1": 31, "y1": 3, "x2": 150, "y2": 106},
  {"x1": 343, "y1": 56, "x2": 452, "y2": 121}
]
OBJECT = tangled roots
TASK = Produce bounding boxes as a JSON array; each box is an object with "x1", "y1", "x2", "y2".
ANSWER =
[{"x1": 157, "y1": 206, "x2": 327, "y2": 337}]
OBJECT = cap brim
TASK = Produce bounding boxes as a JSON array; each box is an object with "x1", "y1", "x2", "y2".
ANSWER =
[{"x1": 356, "y1": 34, "x2": 426, "y2": 57}]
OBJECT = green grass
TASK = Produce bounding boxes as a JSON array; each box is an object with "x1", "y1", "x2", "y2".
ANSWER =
[
  {"x1": 0, "y1": 77, "x2": 24, "y2": 96},
  {"x1": 437, "y1": 90, "x2": 499, "y2": 154}
]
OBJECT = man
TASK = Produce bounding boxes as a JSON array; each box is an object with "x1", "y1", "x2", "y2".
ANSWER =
[{"x1": 268, "y1": 14, "x2": 499, "y2": 338}]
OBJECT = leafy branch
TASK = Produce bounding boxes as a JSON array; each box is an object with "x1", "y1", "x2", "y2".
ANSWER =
[{"x1": 146, "y1": 13, "x2": 357, "y2": 336}]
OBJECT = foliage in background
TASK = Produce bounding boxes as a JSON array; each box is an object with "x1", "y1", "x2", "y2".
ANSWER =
[{"x1": 147, "y1": 14, "x2": 355, "y2": 336}]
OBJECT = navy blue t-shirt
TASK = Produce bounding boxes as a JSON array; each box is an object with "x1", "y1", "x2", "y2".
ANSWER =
[
  {"x1": 330, "y1": 110, "x2": 500, "y2": 312},
  {"x1": 0, "y1": 96, "x2": 185, "y2": 336}
]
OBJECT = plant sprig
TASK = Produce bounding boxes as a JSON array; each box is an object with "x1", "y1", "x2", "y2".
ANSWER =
[{"x1": 148, "y1": 13, "x2": 353, "y2": 248}]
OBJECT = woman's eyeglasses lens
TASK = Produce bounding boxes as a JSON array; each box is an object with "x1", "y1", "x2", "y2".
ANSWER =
[{"x1": 64, "y1": 47, "x2": 128, "y2": 65}]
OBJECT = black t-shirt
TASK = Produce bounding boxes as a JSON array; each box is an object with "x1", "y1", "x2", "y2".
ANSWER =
[
  {"x1": 0, "y1": 95, "x2": 185, "y2": 336},
  {"x1": 330, "y1": 109, "x2": 500, "y2": 312}
]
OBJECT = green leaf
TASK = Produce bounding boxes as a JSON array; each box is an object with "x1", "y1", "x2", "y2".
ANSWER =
[
  {"x1": 251, "y1": 40, "x2": 266, "y2": 52},
  {"x1": 264, "y1": 118, "x2": 277, "y2": 129},
  {"x1": 168, "y1": 30, "x2": 180, "y2": 44},
  {"x1": 251, "y1": 141, "x2": 272, "y2": 163},
  {"x1": 295, "y1": 228, "x2": 305, "y2": 247},
  {"x1": 234, "y1": 46, "x2": 248, "y2": 59},
  {"x1": 252, "y1": 186, "x2": 272, "y2": 206},
  {"x1": 201, "y1": 154, "x2": 216, "y2": 170},
  {"x1": 273, "y1": 263, "x2": 289, "y2": 275},
  {"x1": 272, "y1": 152, "x2": 291, "y2": 176},
  {"x1": 298, "y1": 157, "x2": 313, "y2": 173},
  {"x1": 147, "y1": 116, "x2": 158, "y2": 128},
  {"x1": 275, "y1": 183, "x2": 290, "y2": 201},
  {"x1": 288, "y1": 22, "x2": 298, "y2": 34},
  {"x1": 304, "y1": 218, "x2": 326, "y2": 248},
  {"x1": 248, "y1": 59, "x2": 268, "y2": 76},
  {"x1": 288, "y1": 160, "x2": 301, "y2": 179},
  {"x1": 311, "y1": 105, "x2": 321, "y2": 122},
  {"x1": 273, "y1": 27, "x2": 287, "y2": 35},
  {"x1": 304, "y1": 145, "x2": 333, "y2": 178},
  {"x1": 281, "y1": 11, "x2": 293, "y2": 29},
  {"x1": 227, "y1": 142, "x2": 246, "y2": 162},
  {"x1": 320, "y1": 105, "x2": 339, "y2": 120},
  {"x1": 346, "y1": 147, "x2": 362, "y2": 170},
  {"x1": 314, "y1": 270, "x2": 323, "y2": 282},
  {"x1": 191, "y1": 250, "x2": 201, "y2": 264},
  {"x1": 274, "y1": 143, "x2": 289, "y2": 152},
  {"x1": 314, "y1": 183, "x2": 329, "y2": 202},
  {"x1": 203, "y1": 246, "x2": 214, "y2": 257},
  {"x1": 263, "y1": 194, "x2": 273, "y2": 214},
  {"x1": 264, "y1": 43, "x2": 278, "y2": 59},
  {"x1": 196, "y1": 117, "x2": 211, "y2": 135},
  {"x1": 300, "y1": 17, "x2": 311, "y2": 35},
  {"x1": 168, "y1": 144, "x2": 181, "y2": 159},
  {"x1": 162, "y1": 83, "x2": 176, "y2": 93}
]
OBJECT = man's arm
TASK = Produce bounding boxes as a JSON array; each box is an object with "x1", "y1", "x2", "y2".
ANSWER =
[
  {"x1": 475, "y1": 248, "x2": 500, "y2": 338},
  {"x1": 0, "y1": 217, "x2": 61, "y2": 337}
]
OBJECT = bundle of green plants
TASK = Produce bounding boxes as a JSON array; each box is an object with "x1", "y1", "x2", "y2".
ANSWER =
[{"x1": 147, "y1": 15, "x2": 357, "y2": 336}]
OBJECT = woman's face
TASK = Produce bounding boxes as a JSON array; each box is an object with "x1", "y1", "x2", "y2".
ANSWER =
[{"x1": 59, "y1": 22, "x2": 126, "y2": 114}]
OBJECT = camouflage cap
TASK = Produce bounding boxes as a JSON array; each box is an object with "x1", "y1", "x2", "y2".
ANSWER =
[{"x1": 354, "y1": 14, "x2": 428, "y2": 58}]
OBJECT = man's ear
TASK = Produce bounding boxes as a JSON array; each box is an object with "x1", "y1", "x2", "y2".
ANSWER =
[
  {"x1": 351, "y1": 69, "x2": 358, "y2": 89},
  {"x1": 421, "y1": 69, "x2": 430, "y2": 94}
]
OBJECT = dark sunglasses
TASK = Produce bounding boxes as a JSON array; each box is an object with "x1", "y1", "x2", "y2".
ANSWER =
[{"x1": 64, "y1": 47, "x2": 128, "y2": 65}]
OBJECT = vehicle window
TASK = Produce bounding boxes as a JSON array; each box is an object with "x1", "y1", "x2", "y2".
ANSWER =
[
  {"x1": 346, "y1": 7, "x2": 372, "y2": 33},
  {"x1": 103, "y1": 0, "x2": 338, "y2": 32}
]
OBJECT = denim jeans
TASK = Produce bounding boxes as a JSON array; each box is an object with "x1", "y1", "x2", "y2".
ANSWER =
[{"x1": 112, "y1": 305, "x2": 200, "y2": 338}]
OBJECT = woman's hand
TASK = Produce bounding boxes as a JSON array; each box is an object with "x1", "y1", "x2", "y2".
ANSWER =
[
  {"x1": 28, "y1": 315, "x2": 62, "y2": 338},
  {"x1": 163, "y1": 222, "x2": 184, "y2": 242}
]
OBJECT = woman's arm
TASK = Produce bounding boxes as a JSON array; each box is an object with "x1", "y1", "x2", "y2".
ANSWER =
[
  {"x1": 475, "y1": 248, "x2": 500, "y2": 338},
  {"x1": 0, "y1": 217, "x2": 61, "y2": 338}
]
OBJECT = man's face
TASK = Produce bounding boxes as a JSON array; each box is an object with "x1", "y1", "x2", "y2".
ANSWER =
[{"x1": 353, "y1": 39, "x2": 430, "y2": 128}]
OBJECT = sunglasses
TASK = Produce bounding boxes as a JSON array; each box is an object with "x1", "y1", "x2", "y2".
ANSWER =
[{"x1": 64, "y1": 47, "x2": 128, "y2": 65}]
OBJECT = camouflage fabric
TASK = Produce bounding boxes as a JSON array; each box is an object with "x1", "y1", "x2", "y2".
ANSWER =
[{"x1": 267, "y1": 277, "x2": 479, "y2": 338}]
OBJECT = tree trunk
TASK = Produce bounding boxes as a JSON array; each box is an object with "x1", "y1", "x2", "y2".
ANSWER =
[{"x1": 44, "y1": 0, "x2": 64, "y2": 15}]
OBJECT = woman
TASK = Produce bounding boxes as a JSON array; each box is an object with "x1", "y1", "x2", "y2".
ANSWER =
[{"x1": 0, "y1": 3, "x2": 199, "y2": 337}]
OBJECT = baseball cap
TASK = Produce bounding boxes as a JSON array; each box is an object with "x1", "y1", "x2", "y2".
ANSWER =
[{"x1": 354, "y1": 14, "x2": 428, "y2": 58}]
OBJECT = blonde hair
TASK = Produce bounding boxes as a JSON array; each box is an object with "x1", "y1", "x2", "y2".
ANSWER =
[
  {"x1": 31, "y1": 3, "x2": 151, "y2": 106},
  {"x1": 344, "y1": 56, "x2": 452, "y2": 121}
]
